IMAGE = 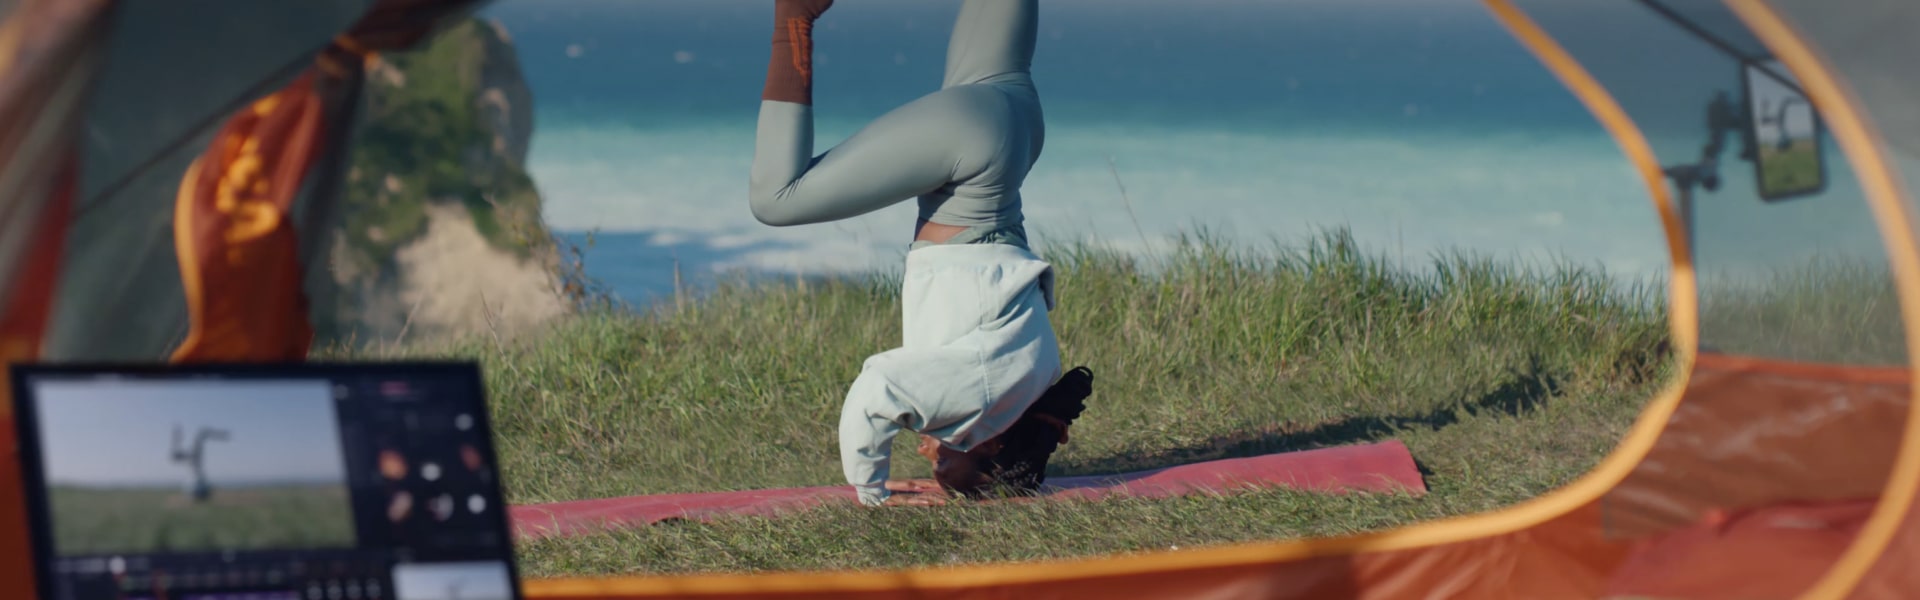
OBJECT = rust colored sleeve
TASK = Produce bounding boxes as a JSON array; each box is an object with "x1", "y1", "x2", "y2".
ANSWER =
[{"x1": 762, "y1": 0, "x2": 833, "y2": 105}]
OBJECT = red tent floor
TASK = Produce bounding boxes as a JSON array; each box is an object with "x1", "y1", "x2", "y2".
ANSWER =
[
  {"x1": 1603, "y1": 498, "x2": 1877, "y2": 600},
  {"x1": 508, "y1": 439, "x2": 1427, "y2": 541}
]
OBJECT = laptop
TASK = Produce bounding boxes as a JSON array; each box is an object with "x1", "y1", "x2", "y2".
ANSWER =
[{"x1": 9, "y1": 362, "x2": 524, "y2": 600}]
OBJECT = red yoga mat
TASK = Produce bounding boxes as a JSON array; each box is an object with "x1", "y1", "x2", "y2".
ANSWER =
[{"x1": 508, "y1": 439, "x2": 1426, "y2": 541}]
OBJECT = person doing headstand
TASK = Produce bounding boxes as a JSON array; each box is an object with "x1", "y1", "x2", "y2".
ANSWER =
[{"x1": 749, "y1": 0, "x2": 1092, "y2": 507}]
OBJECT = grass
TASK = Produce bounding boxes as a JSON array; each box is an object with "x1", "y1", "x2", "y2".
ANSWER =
[
  {"x1": 1757, "y1": 138, "x2": 1825, "y2": 198},
  {"x1": 1698, "y1": 252, "x2": 1906, "y2": 365},
  {"x1": 325, "y1": 225, "x2": 1907, "y2": 578},
  {"x1": 48, "y1": 484, "x2": 357, "y2": 555},
  {"x1": 339, "y1": 228, "x2": 1704, "y2": 577}
]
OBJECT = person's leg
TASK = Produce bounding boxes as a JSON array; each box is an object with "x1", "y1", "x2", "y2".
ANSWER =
[
  {"x1": 942, "y1": 0, "x2": 1039, "y2": 89},
  {"x1": 750, "y1": 1, "x2": 1006, "y2": 227}
]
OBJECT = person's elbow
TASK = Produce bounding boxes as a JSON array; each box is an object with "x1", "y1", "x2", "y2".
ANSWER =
[
  {"x1": 747, "y1": 184, "x2": 807, "y2": 227},
  {"x1": 750, "y1": 204, "x2": 804, "y2": 227}
]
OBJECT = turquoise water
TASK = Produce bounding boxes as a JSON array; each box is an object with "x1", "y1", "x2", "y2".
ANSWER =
[{"x1": 484, "y1": 0, "x2": 1880, "y2": 308}]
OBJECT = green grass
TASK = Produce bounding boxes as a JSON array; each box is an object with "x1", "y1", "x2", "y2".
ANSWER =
[
  {"x1": 338, "y1": 228, "x2": 1704, "y2": 577},
  {"x1": 48, "y1": 484, "x2": 357, "y2": 555},
  {"x1": 1758, "y1": 138, "x2": 1824, "y2": 197},
  {"x1": 1698, "y1": 253, "x2": 1906, "y2": 365},
  {"x1": 324, "y1": 226, "x2": 1909, "y2": 577}
]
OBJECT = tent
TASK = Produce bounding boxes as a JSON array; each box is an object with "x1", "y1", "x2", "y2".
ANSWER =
[{"x1": 2, "y1": 0, "x2": 1918, "y2": 598}]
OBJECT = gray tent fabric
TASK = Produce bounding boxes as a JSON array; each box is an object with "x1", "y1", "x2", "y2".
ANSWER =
[
  {"x1": 1655, "y1": 0, "x2": 1773, "y2": 59},
  {"x1": 40, "y1": 0, "x2": 373, "y2": 360},
  {"x1": 77, "y1": 0, "x2": 373, "y2": 204},
  {"x1": 1760, "y1": 0, "x2": 1920, "y2": 194},
  {"x1": 1512, "y1": 0, "x2": 1901, "y2": 363}
]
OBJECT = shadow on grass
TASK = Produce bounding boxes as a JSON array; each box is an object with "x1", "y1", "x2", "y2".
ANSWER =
[{"x1": 1052, "y1": 355, "x2": 1564, "y2": 478}]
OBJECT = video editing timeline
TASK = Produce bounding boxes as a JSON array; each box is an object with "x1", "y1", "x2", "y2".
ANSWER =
[{"x1": 11, "y1": 364, "x2": 522, "y2": 600}]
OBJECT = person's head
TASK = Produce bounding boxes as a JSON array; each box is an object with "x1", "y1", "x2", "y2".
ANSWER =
[
  {"x1": 918, "y1": 434, "x2": 1002, "y2": 497},
  {"x1": 920, "y1": 417, "x2": 1068, "y2": 499},
  {"x1": 916, "y1": 366, "x2": 1095, "y2": 498}
]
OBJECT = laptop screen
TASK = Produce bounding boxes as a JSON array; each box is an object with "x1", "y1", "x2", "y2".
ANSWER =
[{"x1": 8, "y1": 362, "x2": 522, "y2": 600}]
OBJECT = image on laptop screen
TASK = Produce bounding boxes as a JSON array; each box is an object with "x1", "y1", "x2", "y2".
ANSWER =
[{"x1": 8, "y1": 363, "x2": 522, "y2": 600}]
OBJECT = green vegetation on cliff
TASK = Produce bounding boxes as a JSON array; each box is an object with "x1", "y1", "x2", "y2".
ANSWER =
[{"x1": 339, "y1": 18, "x2": 547, "y2": 278}]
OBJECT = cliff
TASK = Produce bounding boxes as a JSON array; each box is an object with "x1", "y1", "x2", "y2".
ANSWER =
[{"x1": 317, "y1": 18, "x2": 569, "y2": 347}]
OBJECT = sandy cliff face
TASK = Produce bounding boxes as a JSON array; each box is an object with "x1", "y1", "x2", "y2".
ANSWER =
[{"x1": 317, "y1": 18, "x2": 568, "y2": 347}]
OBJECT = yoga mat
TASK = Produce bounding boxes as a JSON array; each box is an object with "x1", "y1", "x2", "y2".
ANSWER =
[{"x1": 509, "y1": 439, "x2": 1426, "y2": 541}]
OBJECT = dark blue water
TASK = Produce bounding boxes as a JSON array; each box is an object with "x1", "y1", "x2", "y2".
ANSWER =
[{"x1": 490, "y1": 0, "x2": 1593, "y2": 133}]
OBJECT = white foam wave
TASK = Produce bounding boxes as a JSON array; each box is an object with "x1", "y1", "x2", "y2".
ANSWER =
[{"x1": 531, "y1": 119, "x2": 1671, "y2": 275}]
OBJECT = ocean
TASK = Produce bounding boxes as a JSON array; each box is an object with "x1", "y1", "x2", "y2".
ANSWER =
[{"x1": 481, "y1": 0, "x2": 1886, "y2": 309}]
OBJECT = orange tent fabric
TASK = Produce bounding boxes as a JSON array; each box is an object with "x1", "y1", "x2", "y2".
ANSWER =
[
  {"x1": 0, "y1": 156, "x2": 75, "y2": 600},
  {"x1": 0, "y1": 0, "x2": 116, "y2": 595},
  {"x1": 1603, "y1": 499, "x2": 1877, "y2": 600},
  {"x1": 1723, "y1": 0, "x2": 1920, "y2": 596},
  {"x1": 0, "y1": 158, "x2": 74, "y2": 422},
  {"x1": 168, "y1": 0, "x2": 491, "y2": 364},
  {"x1": 169, "y1": 73, "x2": 328, "y2": 363}
]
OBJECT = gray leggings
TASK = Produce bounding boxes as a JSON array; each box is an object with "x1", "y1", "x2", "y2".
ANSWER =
[{"x1": 748, "y1": 0, "x2": 1042, "y2": 250}]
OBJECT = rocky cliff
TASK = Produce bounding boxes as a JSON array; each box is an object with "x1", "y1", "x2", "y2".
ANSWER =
[{"x1": 317, "y1": 18, "x2": 569, "y2": 347}]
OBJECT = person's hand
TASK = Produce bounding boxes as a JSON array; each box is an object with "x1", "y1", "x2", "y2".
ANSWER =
[
  {"x1": 885, "y1": 478, "x2": 944, "y2": 494},
  {"x1": 877, "y1": 478, "x2": 950, "y2": 507},
  {"x1": 778, "y1": 0, "x2": 834, "y2": 20},
  {"x1": 881, "y1": 493, "x2": 948, "y2": 507}
]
